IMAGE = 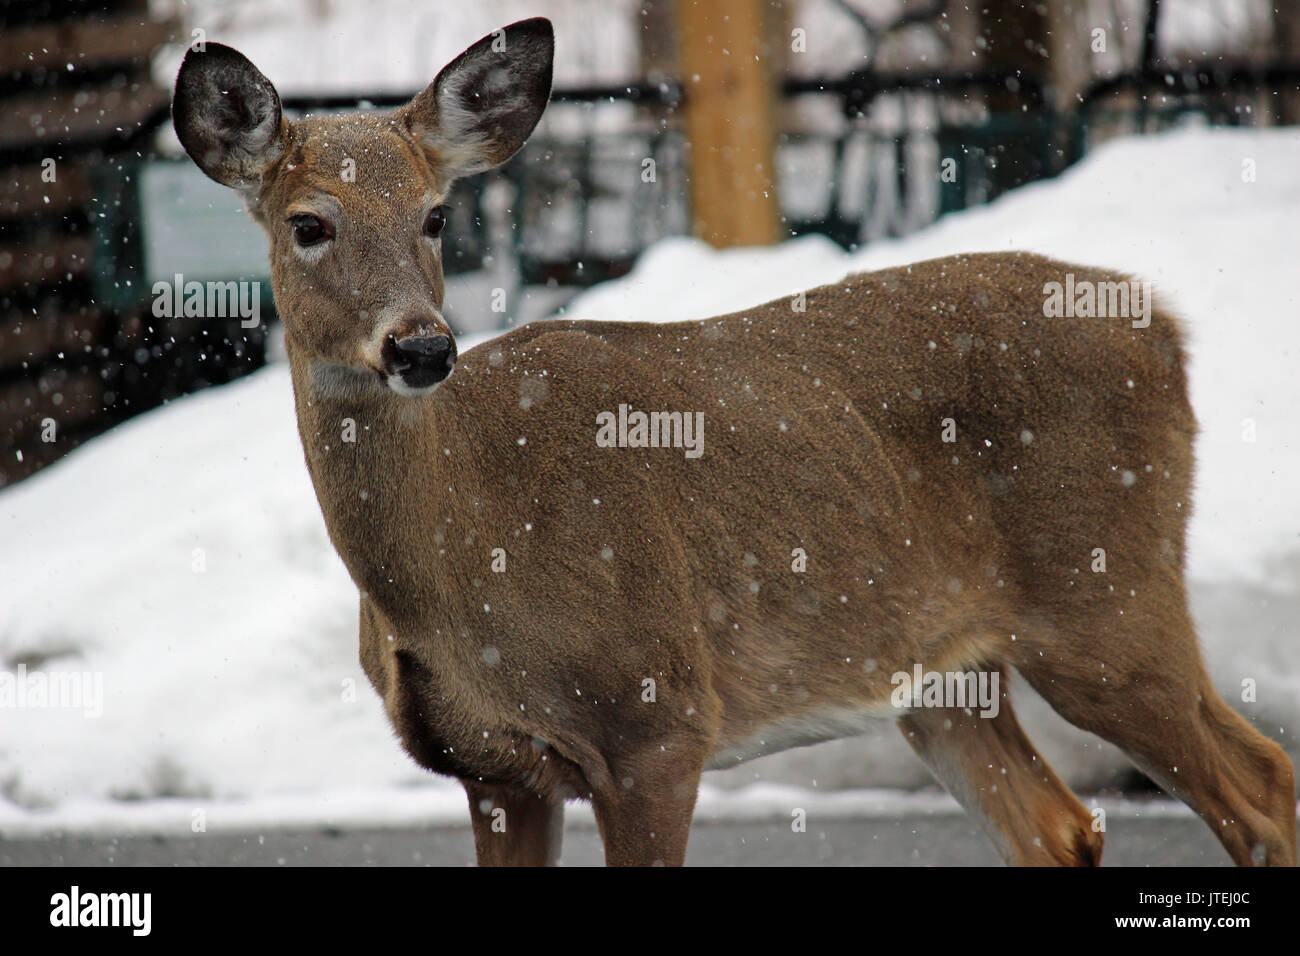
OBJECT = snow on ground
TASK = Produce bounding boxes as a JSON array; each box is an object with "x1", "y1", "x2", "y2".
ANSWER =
[{"x1": 1, "y1": 126, "x2": 1297, "y2": 833}]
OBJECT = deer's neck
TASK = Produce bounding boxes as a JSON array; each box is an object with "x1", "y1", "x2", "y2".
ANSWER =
[{"x1": 285, "y1": 339, "x2": 461, "y2": 614}]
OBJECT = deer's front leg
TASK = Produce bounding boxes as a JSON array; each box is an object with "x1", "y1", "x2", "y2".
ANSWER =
[
  {"x1": 590, "y1": 747, "x2": 704, "y2": 867},
  {"x1": 464, "y1": 780, "x2": 565, "y2": 866}
]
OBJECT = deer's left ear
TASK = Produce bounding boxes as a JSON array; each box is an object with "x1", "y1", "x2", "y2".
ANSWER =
[{"x1": 402, "y1": 17, "x2": 554, "y2": 181}]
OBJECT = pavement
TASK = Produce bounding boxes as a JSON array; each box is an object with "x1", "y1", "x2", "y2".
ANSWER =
[{"x1": 0, "y1": 812, "x2": 1244, "y2": 866}]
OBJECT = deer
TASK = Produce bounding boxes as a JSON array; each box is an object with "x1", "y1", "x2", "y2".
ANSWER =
[{"x1": 171, "y1": 17, "x2": 1296, "y2": 867}]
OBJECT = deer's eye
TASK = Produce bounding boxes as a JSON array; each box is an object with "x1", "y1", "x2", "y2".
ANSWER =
[
  {"x1": 289, "y1": 214, "x2": 332, "y2": 247},
  {"x1": 423, "y1": 205, "x2": 447, "y2": 239}
]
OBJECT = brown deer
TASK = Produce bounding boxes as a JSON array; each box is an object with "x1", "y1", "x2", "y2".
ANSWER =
[{"x1": 172, "y1": 18, "x2": 1296, "y2": 866}]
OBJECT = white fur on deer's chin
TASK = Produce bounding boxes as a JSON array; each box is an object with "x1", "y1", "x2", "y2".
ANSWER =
[
  {"x1": 307, "y1": 362, "x2": 443, "y2": 402},
  {"x1": 385, "y1": 375, "x2": 442, "y2": 398}
]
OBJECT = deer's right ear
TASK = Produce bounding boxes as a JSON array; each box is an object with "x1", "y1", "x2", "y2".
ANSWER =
[
  {"x1": 172, "y1": 43, "x2": 289, "y2": 191},
  {"x1": 402, "y1": 17, "x2": 554, "y2": 181}
]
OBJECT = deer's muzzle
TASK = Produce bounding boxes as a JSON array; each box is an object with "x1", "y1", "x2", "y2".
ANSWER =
[{"x1": 383, "y1": 332, "x2": 457, "y2": 391}]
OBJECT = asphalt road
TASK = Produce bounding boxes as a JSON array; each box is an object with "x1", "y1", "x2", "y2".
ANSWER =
[{"x1": 0, "y1": 813, "x2": 1246, "y2": 866}]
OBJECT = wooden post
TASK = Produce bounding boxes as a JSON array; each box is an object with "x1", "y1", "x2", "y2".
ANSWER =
[
  {"x1": 979, "y1": 0, "x2": 1051, "y2": 195},
  {"x1": 676, "y1": 0, "x2": 782, "y2": 247}
]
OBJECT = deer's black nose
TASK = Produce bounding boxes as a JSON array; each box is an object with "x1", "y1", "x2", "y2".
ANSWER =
[{"x1": 387, "y1": 333, "x2": 456, "y2": 389}]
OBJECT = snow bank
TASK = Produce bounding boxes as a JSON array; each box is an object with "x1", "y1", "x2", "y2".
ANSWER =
[
  {"x1": 566, "y1": 126, "x2": 1300, "y2": 590},
  {"x1": 2, "y1": 126, "x2": 1297, "y2": 831}
]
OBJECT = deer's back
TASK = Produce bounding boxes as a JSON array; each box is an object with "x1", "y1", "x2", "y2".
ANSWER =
[{"x1": 483, "y1": 251, "x2": 1197, "y2": 594}]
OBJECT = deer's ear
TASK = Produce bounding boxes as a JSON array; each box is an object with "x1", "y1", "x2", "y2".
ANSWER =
[
  {"x1": 403, "y1": 17, "x2": 554, "y2": 181},
  {"x1": 172, "y1": 43, "x2": 289, "y2": 191}
]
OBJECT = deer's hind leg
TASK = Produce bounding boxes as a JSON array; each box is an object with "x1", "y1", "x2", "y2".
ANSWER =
[
  {"x1": 898, "y1": 672, "x2": 1104, "y2": 866},
  {"x1": 1015, "y1": 573, "x2": 1297, "y2": 867}
]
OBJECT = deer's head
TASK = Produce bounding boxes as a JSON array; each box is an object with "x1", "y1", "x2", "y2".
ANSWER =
[{"x1": 172, "y1": 18, "x2": 554, "y2": 396}]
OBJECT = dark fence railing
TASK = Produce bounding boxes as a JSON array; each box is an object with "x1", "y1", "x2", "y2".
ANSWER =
[
  {"x1": 95, "y1": 57, "x2": 1300, "y2": 325},
  {"x1": 82, "y1": 59, "x2": 1300, "y2": 390},
  {"x1": 9, "y1": 50, "x2": 1300, "y2": 487}
]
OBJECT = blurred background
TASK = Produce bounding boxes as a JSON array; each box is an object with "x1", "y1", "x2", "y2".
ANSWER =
[{"x1": 3, "y1": 0, "x2": 1299, "y2": 485}]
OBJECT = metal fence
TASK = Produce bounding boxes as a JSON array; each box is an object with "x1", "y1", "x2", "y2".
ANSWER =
[{"x1": 7, "y1": 32, "x2": 1300, "y2": 485}]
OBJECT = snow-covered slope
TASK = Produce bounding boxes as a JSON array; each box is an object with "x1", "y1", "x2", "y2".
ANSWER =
[{"x1": 2, "y1": 126, "x2": 1297, "y2": 831}]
